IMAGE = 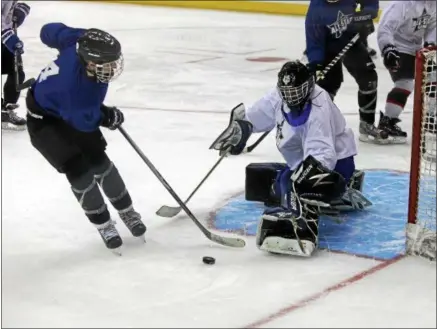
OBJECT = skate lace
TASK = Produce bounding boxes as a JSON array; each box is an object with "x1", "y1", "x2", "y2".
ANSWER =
[
  {"x1": 390, "y1": 118, "x2": 403, "y2": 132},
  {"x1": 99, "y1": 222, "x2": 119, "y2": 241},
  {"x1": 120, "y1": 210, "x2": 141, "y2": 229}
]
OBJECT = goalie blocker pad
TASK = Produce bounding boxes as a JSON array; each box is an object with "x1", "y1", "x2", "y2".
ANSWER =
[{"x1": 245, "y1": 162, "x2": 287, "y2": 207}]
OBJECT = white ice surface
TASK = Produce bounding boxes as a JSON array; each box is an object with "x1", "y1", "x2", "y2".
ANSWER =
[{"x1": 1, "y1": 2, "x2": 435, "y2": 328}]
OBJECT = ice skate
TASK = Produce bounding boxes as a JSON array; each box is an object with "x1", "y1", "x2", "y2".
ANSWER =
[
  {"x1": 378, "y1": 112, "x2": 407, "y2": 144},
  {"x1": 359, "y1": 120, "x2": 389, "y2": 144},
  {"x1": 95, "y1": 219, "x2": 123, "y2": 254},
  {"x1": 119, "y1": 207, "x2": 146, "y2": 239},
  {"x1": 1, "y1": 103, "x2": 26, "y2": 131}
]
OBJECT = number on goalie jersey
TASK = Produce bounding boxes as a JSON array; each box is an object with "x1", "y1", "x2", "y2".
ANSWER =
[
  {"x1": 210, "y1": 60, "x2": 372, "y2": 257},
  {"x1": 25, "y1": 23, "x2": 146, "y2": 253},
  {"x1": 377, "y1": 1, "x2": 436, "y2": 144},
  {"x1": 305, "y1": 0, "x2": 388, "y2": 144}
]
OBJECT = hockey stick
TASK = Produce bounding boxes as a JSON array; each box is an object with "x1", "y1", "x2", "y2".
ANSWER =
[
  {"x1": 119, "y1": 126, "x2": 246, "y2": 248},
  {"x1": 156, "y1": 147, "x2": 230, "y2": 217},
  {"x1": 242, "y1": 130, "x2": 271, "y2": 154},
  {"x1": 239, "y1": 33, "x2": 361, "y2": 153},
  {"x1": 155, "y1": 34, "x2": 361, "y2": 220},
  {"x1": 12, "y1": 21, "x2": 35, "y2": 92}
]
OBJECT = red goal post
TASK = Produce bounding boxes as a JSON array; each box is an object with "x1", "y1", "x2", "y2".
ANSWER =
[{"x1": 407, "y1": 45, "x2": 436, "y2": 261}]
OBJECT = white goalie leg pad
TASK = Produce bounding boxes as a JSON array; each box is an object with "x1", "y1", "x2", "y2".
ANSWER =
[
  {"x1": 255, "y1": 212, "x2": 317, "y2": 257},
  {"x1": 259, "y1": 236, "x2": 316, "y2": 257}
]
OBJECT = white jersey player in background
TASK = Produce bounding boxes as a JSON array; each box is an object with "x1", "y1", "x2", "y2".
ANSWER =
[
  {"x1": 210, "y1": 61, "x2": 371, "y2": 257},
  {"x1": 377, "y1": 0, "x2": 436, "y2": 143},
  {"x1": 1, "y1": 0, "x2": 30, "y2": 130}
]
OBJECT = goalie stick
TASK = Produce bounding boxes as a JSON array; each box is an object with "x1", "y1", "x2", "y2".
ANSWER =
[
  {"x1": 155, "y1": 33, "x2": 360, "y2": 220},
  {"x1": 119, "y1": 126, "x2": 245, "y2": 248},
  {"x1": 242, "y1": 130, "x2": 271, "y2": 154},
  {"x1": 156, "y1": 147, "x2": 230, "y2": 217}
]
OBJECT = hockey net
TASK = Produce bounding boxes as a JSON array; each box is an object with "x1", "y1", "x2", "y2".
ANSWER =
[{"x1": 407, "y1": 46, "x2": 436, "y2": 261}]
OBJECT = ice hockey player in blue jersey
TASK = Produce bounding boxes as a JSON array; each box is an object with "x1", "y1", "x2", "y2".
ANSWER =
[
  {"x1": 305, "y1": 0, "x2": 389, "y2": 144},
  {"x1": 1, "y1": 0, "x2": 30, "y2": 130},
  {"x1": 25, "y1": 23, "x2": 146, "y2": 252}
]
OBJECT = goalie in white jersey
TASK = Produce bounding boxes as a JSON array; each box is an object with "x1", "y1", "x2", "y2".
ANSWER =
[
  {"x1": 210, "y1": 61, "x2": 371, "y2": 257},
  {"x1": 377, "y1": 0, "x2": 436, "y2": 143}
]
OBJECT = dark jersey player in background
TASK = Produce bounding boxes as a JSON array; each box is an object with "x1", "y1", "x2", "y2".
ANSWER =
[
  {"x1": 25, "y1": 23, "x2": 146, "y2": 253},
  {"x1": 305, "y1": 0, "x2": 389, "y2": 144},
  {"x1": 1, "y1": 0, "x2": 30, "y2": 130}
]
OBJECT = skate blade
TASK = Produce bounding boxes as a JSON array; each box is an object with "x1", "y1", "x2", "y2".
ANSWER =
[
  {"x1": 359, "y1": 134, "x2": 390, "y2": 145},
  {"x1": 111, "y1": 247, "x2": 123, "y2": 256},
  {"x1": 387, "y1": 136, "x2": 407, "y2": 144},
  {"x1": 138, "y1": 234, "x2": 146, "y2": 243},
  {"x1": 2, "y1": 122, "x2": 27, "y2": 131}
]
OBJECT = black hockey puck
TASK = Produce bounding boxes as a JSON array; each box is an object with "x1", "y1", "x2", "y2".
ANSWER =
[{"x1": 202, "y1": 256, "x2": 215, "y2": 265}]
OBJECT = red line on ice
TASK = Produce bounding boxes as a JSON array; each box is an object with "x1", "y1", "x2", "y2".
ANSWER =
[{"x1": 243, "y1": 254, "x2": 405, "y2": 328}]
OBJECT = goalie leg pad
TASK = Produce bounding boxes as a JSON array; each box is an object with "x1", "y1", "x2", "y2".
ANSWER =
[
  {"x1": 349, "y1": 169, "x2": 365, "y2": 192},
  {"x1": 256, "y1": 206, "x2": 319, "y2": 257},
  {"x1": 245, "y1": 162, "x2": 287, "y2": 206}
]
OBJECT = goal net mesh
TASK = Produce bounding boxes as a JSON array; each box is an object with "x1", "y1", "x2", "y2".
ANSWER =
[{"x1": 407, "y1": 48, "x2": 436, "y2": 261}]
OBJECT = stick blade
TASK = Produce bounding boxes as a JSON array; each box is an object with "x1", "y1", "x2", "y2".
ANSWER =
[
  {"x1": 210, "y1": 233, "x2": 246, "y2": 248},
  {"x1": 156, "y1": 205, "x2": 182, "y2": 217}
]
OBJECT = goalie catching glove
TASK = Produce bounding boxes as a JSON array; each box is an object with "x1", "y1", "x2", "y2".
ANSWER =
[
  {"x1": 209, "y1": 103, "x2": 253, "y2": 156},
  {"x1": 256, "y1": 155, "x2": 346, "y2": 257}
]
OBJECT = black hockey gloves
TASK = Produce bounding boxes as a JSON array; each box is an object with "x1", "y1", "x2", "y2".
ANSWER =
[
  {"x1": 382, "y1": 45, "x2": 400, "y2": 72},
  {"x1": 209, "y1": 103, "x2": 253, "y2": 156},
  {"x1": 13, "y1": 3, "x2": 31, "y2": 28},
  {"x1": 100, "y1": 105, "x2": 124, "y2": 130},
  {"x1": 307, "y1": 63, "x2": 325, "y2": 81}
]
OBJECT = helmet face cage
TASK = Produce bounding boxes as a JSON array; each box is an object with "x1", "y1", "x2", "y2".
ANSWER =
[
  {"x1": 278, "y1": 75, "x2": 315, "y2": 107},
  {"x1": 94, "y1": 55, "x2": 124, "y2": 83}
]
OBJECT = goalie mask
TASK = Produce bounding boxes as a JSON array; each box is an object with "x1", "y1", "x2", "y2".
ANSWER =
[
  {"x1": 277, "y1": 61, "x2": 315, "y2": 125},
  {"x1": 77, "y1": 28, "x2": 124, "y2": 83}
]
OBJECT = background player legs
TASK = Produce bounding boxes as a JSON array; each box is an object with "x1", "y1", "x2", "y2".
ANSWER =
[
  {"x1": 377, "y1": 53, "x2": 415, "y2": 143},
  {"x1": 343, "y1": 42, "x2": 388, "y2": 143},
  {"x1": 1, "y1": 44, "x2": 26, "y2": 130}
]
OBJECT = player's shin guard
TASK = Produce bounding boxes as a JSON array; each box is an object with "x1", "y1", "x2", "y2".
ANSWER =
[
  {"x1": 94, "y1": 159, "x2": 146, "y2": 237},
  {"x1": 94, "y1": 160, "x2": 132, "y2": 211},
  {"x1": 358, "y1": 79, "x2": 378, "y2": 125},
  {"x1": 69, "y1": 170, "x2": 110, "y2": 224}
]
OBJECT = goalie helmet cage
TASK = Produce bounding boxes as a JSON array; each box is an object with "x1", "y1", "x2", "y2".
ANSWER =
[{"x1": 407, "y1": 46, "x2": 436, "y2": 261}]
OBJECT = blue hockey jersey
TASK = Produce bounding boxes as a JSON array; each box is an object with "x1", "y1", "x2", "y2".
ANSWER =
[
  {"x1": 32, "y1": 23, "x2": 109, "y2": 132},
  {"x1": 305, "y1": 0, "x2": 378, "y2": 65}
]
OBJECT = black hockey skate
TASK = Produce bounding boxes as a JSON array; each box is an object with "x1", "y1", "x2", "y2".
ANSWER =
[
  {"x1": 95, "y1": 220, "x2": 123, "y2": 251},
  {"x1": 119, "y1": 207, "x2": 146, "y2": 238},
  {"x1": 378, "y1": 112, "x2": 407, "y2": 144},
  {"x1": 359, "y1": 120, "x2": 389, "y2": 144},
  {"x1": 1, "y1": 103, "x2": 26, "y2": 131}
]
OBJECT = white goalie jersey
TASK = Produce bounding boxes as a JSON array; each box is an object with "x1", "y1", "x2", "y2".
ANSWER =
[
  {"x1": 377, "y1": 0, "x2": 437, "y2": 56},
  {"x1": 1, "y1": 0, "x2": 17, "y2": 32},
  {"x1": 244, "y1": 85, "x2": 357, "y2": 171}
]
